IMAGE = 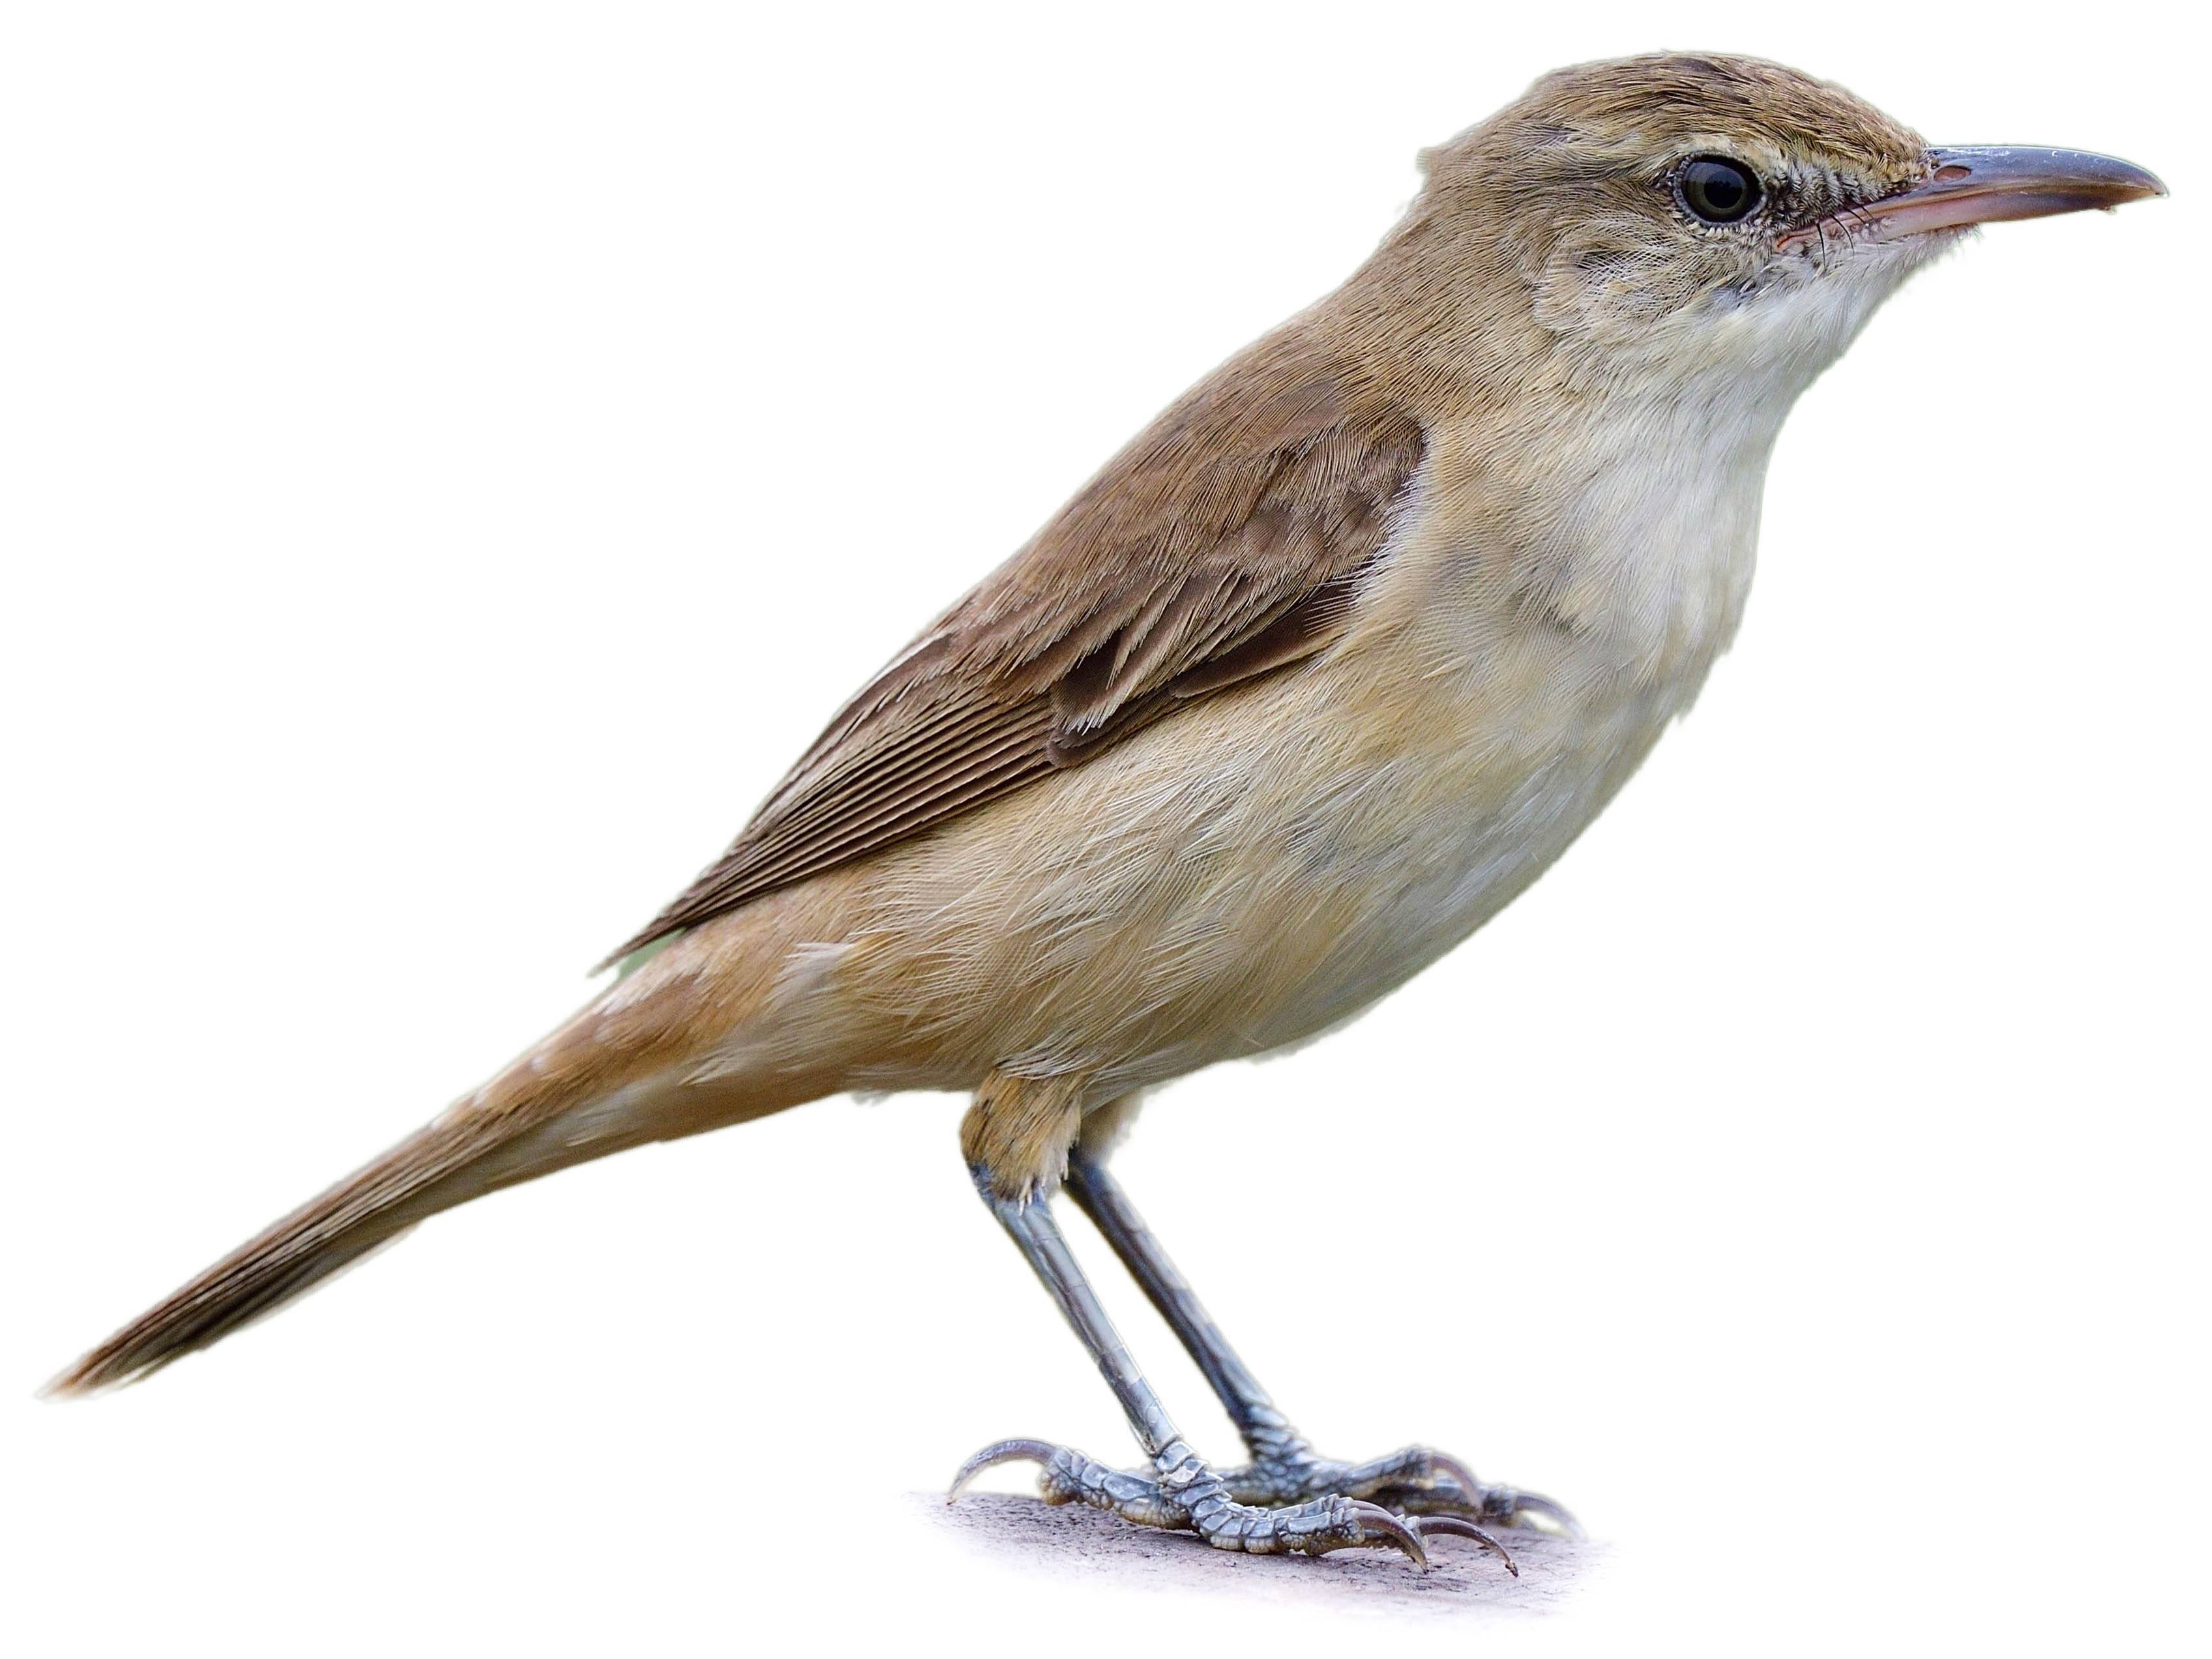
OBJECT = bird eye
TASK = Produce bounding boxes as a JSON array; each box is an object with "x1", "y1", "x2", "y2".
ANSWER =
[{"x1": 1677, "y1": 156, "x2": 1763, "y2": 225}]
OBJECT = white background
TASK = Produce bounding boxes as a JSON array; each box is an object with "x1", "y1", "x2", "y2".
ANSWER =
[{"x1": 5, "y1": 2, "x2": 2203, "y2": 1652}]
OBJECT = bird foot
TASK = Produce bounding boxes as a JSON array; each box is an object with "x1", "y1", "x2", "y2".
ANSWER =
[
  {"x1": 1218, "y1": 1439, "x2": 1584, "y2": 1538},
  {"x1": 948, "y1": 1436, "x2": 1517, "y2": 1570}
]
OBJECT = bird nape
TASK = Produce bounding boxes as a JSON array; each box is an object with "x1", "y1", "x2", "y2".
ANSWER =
[{"x1": 51, "y1": 52, "x2": 2162, "y2": 1573}]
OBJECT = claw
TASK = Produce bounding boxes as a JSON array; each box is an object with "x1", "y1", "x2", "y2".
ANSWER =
[
  {"x1": 1425, "y1": 1454, "x2": 1585, "y2": 1540},
  {"x1": 947, "y1": 1437, "x2": 1058, "y2": 1500},
  {"x1": 1412, "y1": 1514, "x2": 1518, "y2": 1576},
  {"x1": 1425, "y1": 1450, "x2": 1484, "y2": 1494},
  {"x1": 1499, "y1": 1488, "x2": 1585, "y2": 1541},
  {"x1": 1347, "y1": 1499, "x2": 1429, "y2": 1570}
]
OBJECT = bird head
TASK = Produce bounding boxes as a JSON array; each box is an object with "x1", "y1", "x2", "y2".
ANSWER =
[{"x1": 1391, "y1": 53, "x2": 2164, "y2": 409}]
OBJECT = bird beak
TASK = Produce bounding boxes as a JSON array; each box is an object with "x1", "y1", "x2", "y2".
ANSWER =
[{"x1": 1777, "y1": 146, "x2": 2166, "y2": 251}]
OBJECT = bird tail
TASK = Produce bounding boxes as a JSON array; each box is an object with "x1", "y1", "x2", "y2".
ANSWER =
[
  {"x1": 45, "y1": 942, "x2": 831, "y2": 1398},
  {"x1": 44, "y1": 1103, "x2": 552, "y2": 1397}
]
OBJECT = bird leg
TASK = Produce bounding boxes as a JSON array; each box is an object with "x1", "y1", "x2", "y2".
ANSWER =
[
  {"x1": 949, "y1": 1163, "x2": 1491, "y2": 1567},
  {"x1": 1058, "y1": 1144, "x2": 1582, "y2": 1537}
]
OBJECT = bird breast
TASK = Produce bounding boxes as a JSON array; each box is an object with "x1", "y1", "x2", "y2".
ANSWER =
[
  {"x1": 1112, "y1": 390, "x2": 1779, "y2": 1072},
  {"x1": 690, "y1": 390, "x2": 1780, "y2": 1104}
]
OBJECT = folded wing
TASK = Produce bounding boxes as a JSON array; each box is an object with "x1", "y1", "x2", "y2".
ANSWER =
[{"x1": 604, "y1": 343, "x2": 1426, "y2": 967}]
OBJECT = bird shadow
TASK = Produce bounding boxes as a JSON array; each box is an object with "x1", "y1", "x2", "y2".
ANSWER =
[{"x1": 921, "y1": 1490, "x2": 1602, "y2": 1616}]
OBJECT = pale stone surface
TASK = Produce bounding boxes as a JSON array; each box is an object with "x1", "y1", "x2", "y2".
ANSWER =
[{"x1": 922, "y1": 1491, "x2": 1603, "y2": 1617}]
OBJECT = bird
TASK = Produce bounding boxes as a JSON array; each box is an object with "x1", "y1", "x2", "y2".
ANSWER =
[{"x1": 50, "y1": 52, "x2": 2164, "y2": 1572}]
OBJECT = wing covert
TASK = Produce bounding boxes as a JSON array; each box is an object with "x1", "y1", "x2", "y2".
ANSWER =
[{"x1": 603, "y1": 345, "x2": 1425, "y2": 967}]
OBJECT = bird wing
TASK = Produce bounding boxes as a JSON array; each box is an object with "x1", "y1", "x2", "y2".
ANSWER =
[{"x1": 602, "y1": 342, "x2": 1426, "y2": 967}]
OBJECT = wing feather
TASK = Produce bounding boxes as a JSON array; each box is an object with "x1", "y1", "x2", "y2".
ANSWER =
[{"x1": 602, "y1": 342, "x2": 1425, "y2": 967}]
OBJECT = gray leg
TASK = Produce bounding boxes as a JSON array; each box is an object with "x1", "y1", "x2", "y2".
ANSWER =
[
  {"x1": 1062, "y1": 1144, "x2": 1582, "y2": 1538},
  {"x1": 949, "y1": 1165, "x2": 1503, "y2": 1566}
]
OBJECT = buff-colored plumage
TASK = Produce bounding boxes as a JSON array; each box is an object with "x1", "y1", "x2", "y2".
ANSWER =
[{"x1": 51, "y1": 53, "x2": 2162, "y2": 1397}]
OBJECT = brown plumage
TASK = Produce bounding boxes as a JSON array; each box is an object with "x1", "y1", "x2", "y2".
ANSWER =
[
  {"x1": 50, "y1": 53, "x2": 2161, "y2": 1557},
  {"x1": 604, "y1": 353, "x2": 1424, "y2": 965}
]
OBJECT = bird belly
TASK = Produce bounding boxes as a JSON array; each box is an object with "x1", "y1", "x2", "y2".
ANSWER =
[
  {"x1": 772, "y1": 630, "x2": 1700, "y2": 1104},
  {"x1": 1190, "y1": 666, "x2": 1683, "y2": 1073}
]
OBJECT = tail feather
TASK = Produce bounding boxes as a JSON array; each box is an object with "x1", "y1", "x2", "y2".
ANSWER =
[
  {"x1": 49, "y1": 909, "x2": 844, "y2": 1399},
  {"x1": 45, "y1": 1108, "x2": 524, "y2": 1398}
]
